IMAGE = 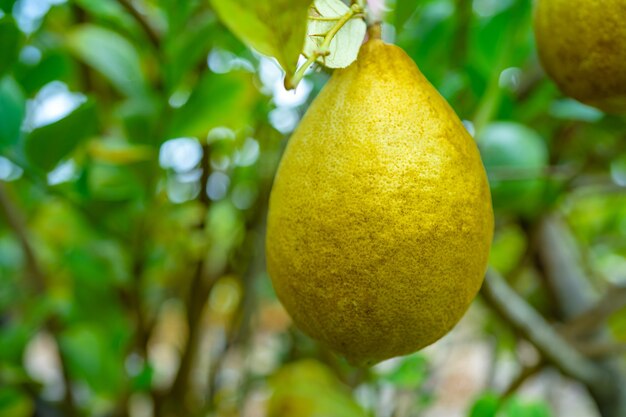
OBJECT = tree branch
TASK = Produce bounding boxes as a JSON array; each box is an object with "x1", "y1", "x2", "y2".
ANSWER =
[
  {"x1": 534, "y1": 214, "x2": 626, "y2": 417},
  {"x1": 534, "y1": 215, "x2": 597, "y2": 318},
  {"x1": 481, "y1": 268, "x2": 608, "y2": 387}
]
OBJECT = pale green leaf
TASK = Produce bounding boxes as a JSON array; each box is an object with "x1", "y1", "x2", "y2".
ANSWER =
[
  {"x1": 66, "y1": 24, "x2": 149, "y2": 97},
  {"x1": 209, "y1": 0, "x2": 312, "y2": 76},
  {"x1": 305, "y1": 0, "x2": 366, "y2": 68}
]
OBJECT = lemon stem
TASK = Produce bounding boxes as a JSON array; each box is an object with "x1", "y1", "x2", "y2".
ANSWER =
[{"x1": 368, "y1": 22, "x2": 382, "y2": 40}]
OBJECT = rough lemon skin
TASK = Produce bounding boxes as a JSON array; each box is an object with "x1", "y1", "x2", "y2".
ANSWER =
[
  {"x1": 266, "y1": 40, "x2": 494, "y2": 366},
  {"x1": 534, "y1": 0, "x2": 626, "y2": 113}
]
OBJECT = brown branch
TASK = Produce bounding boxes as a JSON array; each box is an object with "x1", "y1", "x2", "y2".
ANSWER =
[
  {"x1": 534, "y1": 214, "x2": 626, "y2": 417},
  {"x1": 117, "y1": 0, "x2": 160, "y2": 48},
  {"x1": 481, "y1": 269, "x2": 608, "y2": 387}
]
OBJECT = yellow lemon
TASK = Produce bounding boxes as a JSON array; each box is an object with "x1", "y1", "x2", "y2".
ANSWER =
[{"x1": 266, "y1": 39, "x2": 493, "y2": 366}]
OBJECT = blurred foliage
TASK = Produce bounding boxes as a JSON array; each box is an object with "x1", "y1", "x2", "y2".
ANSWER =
[{"x1": 0, "y1": 0, "x2": 625, "y2": 416}]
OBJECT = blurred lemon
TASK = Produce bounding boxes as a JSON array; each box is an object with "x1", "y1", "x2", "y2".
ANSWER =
[{"x1": 534, "y1": 0, "x2": 626, "y2": 113}]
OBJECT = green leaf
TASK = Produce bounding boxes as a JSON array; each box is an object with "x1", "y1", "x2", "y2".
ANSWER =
[
  {"x1": 118, "y1": 94, "x2": 163, "y2": 144},
  {"x1": 0, "y1": 16, "x2": 21, "y2": 77},
  {"x1": 167, "y1": 70, "x2": 258, "y2": 138},
  {"x1": 0, "y1": 325, "x2": 30, "y2": 364},
  {"x1": 160, "y1": 0, "x2": 201, "y2": 34},
  {"x1": 59, "y1": 325, "x2": 126, "y2": 395},
  {"x1": 0, "y1": 77, "x2": 25, "y2": 150},
  {"x1": 0, "y1": 387, "x2": 34, "y2": 417},
  {"x1": 377, "y1": 353, "x2": 429, "y2": 389},
  {"x1": 25, "y1": 100, "x2": 98, "y2": 171},
  {"x1": 0, "y1": 0, "x2": 17, "y2": 14},
  {"x1": 209, "y1": 0, "x2": 312, "y2": 77},
  {"x1": 73, "y1": 0, "x2": 136, "y2": 29},
  {"x1": 393, "y1": 0, "x2": 419, "y2": 33},
  {"x1": 87, "y1": 162, "x2": 145, "y2": 201},
  {"x1": 16, "y1": 51, "x2": 77, "y2": 95},
  {"x1": 304, "y1": 0, "x2": 367, "y2": 69},
  {"x1": 164, "y1": 13, "x2": 216, "y2": 91},
  {"x1": 66, "y1": 24, "x2": 149, "y2": 96},
  {"x1": 469, "y1": 392, "x2": 501, "y2": 417},
  {"x1": 501, "y1": 397, "x2": 553, "y2": 417}
]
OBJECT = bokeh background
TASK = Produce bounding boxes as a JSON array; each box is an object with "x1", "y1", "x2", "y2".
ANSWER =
[{"x1": 1, "y1": 0, "x2": 626, "y2": 416}]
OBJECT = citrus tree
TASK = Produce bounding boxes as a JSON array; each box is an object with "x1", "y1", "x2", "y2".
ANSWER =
[{"x1": 1, "y1": 1, "x2": 626, "y2": 417}]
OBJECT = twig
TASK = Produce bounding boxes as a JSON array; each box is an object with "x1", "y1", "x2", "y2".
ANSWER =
[
  {"x1": 502, "y1": 359, "x2": 545, "y2": 398},
  {"x1": 117, "y1": 0, "x2": 160, "y2": 49},
  {"x1": 480, "y1": 268, "x2": 608, "y2": 387}
]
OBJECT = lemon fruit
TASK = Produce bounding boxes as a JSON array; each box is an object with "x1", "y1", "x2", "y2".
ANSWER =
[
  {"x1": 266, "y1": 39, "x2": 494, "y2": 366},
  {"x1": 534, "y1": 0, "x2": 626, "y2": 113},
  {"x1": 477, "y1": 122, "x2": 548, "y2": 217}
]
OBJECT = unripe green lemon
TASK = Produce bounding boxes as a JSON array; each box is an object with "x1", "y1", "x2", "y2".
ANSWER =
[
  {"x1": 534, "y1": 0, "x2": 626, "y2": 113},
  {"x1": 266, "y1": 39, "x2": 494, "y2": 366}
]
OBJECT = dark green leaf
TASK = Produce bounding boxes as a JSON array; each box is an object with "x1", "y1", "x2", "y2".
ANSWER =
[
  {"x1": 0, "y1": 16, "x2": 21, "y2": 76},
  {"x1": 15, "y1": 51, "x2": 77, "y2": 95},
  {"x1": 0, "y1": 387, "x2": 34, "y2": 417},
  {"x1": 0, "y1": 0, "x2": 17, "y2": 13},
  {"x1": 0, "y1": 77, "x2": 25, "y2": 150},
  {"x1": 25, "y1": 100, "x2": 98, "y2": 171}
]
